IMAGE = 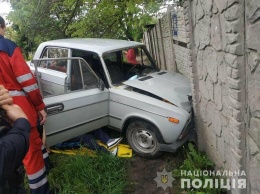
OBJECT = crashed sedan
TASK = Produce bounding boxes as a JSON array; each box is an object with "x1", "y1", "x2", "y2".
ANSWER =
[{"x1": 29, "y1": 38, "x2": 194, "y2": 158}]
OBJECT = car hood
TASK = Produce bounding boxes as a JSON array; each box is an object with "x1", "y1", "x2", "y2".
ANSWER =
[{"x1": 123, "y1": 71, "x2": 192, "y2": 112}]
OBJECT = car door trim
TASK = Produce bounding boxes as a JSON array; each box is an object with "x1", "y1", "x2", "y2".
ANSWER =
[
  {"x1": 47, "y1": 115, "x2": 108, "y2": 136},
  {"x1": 45, "y1": 99, "x2": 109, "y2": 116}
]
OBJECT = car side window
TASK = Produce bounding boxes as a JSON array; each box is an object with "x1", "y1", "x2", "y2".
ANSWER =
[
  {"x1": 42, "y1": 47, "x2": 69, "y2": 58},
  {"x1": 71, "y1": 59, "x2": 99, "y2": 90},
  {"x1": 72, "y1": 49, "x2": 109, "y2": 87},
  {"x1": 40, "y1": 47, "x2": 69, "y2": 73},
  {"x1": 71, "y1": 60, "x2": 83, "y2": 91},
  {"x1": 103, "y1": 51, "x2": 124, "y2": 85},
  {"x1": 33, "y1": 58, "x2": 99, "y2": 98}
]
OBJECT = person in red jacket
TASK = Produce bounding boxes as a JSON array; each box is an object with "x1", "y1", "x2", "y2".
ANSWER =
[
  {"x1": 0, "y1": 16, "x2": 49, "y2": 193},
  {"x1": 0, "y1": 85, "x2": 31, "y2": 193},
  {"x1": 126, "y1": 38, "x2": 138, "y2": 65},
  {"x1": 126, "y1": 48, "x2": 138, "y2": 65}
]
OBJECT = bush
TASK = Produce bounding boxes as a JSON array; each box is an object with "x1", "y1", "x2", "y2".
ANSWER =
[{"x1": 173, "y1": 143, "x2": 227, "y2": 194}]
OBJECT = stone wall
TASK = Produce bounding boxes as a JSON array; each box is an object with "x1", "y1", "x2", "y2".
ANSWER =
[
  {"x1": 188, "y1": 0, "x2": 260, "y2": 193},
  {"x1": 143, "y1": 1, "x2": 260, "y2": 193},
  {"x1": 189, "y1": 0, "x2": 248, "y2": 193},
  {"x1": 245, "y1": 0, "x2": 260, "y2": 193}
]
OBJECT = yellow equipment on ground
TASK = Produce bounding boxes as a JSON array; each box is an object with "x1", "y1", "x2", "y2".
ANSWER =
[{"x1": 51, "y1": 142, "x2": 132, "y2": 158}]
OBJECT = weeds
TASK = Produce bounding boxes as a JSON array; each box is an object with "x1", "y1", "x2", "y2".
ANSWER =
[{"x1": 172, "y1": 143, "x2": 227, "y2": 194}]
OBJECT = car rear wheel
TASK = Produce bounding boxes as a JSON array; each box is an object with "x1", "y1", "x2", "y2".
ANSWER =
[{"x1": 126, "y1": 120, "x2": 162, "y2": 159}]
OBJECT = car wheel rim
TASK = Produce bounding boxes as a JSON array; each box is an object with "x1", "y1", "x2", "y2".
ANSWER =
[{"x1": 132, "y1": 129, "x2": 156, "y2": 153}]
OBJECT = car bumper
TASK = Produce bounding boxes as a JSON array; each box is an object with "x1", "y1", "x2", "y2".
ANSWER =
[{"x1": 158, "y1": 120, "x2": 196, "y2": 153}]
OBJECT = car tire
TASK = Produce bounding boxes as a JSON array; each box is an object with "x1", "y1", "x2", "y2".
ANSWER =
[{"x1": 126, "y1": 120, "x2": 162, "y2": 159}]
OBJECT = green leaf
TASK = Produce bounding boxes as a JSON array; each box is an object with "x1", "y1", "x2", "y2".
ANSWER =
[{"x1": 7, "y1": 0, "x2": 170, "y2": 57}]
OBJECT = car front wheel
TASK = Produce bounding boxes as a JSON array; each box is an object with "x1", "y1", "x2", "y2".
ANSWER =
[{"x1": 126, "y1": 120, "x2": 162, "y2": 159}]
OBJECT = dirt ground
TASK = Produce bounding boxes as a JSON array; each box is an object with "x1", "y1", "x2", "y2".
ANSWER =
[
  {"x1": 105, "y1": 129, "x2": 186, "y2": 194},
  {"x1": 125, "y1": 151, "x2": 185, "y2": 194}
]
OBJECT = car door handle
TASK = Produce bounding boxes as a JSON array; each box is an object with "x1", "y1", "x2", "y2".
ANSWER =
[{"x1": 46, "y1": 103, "x2": 64, "y2": 114}]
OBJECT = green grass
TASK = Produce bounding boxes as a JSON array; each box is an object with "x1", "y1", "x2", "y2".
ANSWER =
[
  {"x1": 49, "y1": 153, "x2": 129, "y2": 194},
  {"x1": 24, "y1": 152, "x2": 129, "y2": 194}
]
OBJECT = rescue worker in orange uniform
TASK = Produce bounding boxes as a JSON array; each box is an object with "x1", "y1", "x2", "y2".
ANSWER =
[{"x1": 0, "y1": 16, "x2": 50, "y2": 193}]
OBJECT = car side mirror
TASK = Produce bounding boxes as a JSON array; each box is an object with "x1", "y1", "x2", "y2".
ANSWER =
[{"x1": 98, "y1": 79, "x2": 105, "y2": 91}]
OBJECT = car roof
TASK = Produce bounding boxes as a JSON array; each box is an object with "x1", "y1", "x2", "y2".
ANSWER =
[{"x1": 38, "y1": 38, "x2": 144, "y2": 56}]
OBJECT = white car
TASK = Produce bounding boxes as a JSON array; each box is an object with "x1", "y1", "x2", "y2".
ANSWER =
[{"x1": 28, "y1": 38, "x2": 194, "y2": 158}]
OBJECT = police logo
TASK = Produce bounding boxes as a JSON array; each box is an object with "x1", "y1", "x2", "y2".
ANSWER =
[
  {"x1": 154, "y1": 168, "x2": 175, "y2": 190},
  {"x1": 161, "y1": 174, "x2": 168, "y2": 184}
]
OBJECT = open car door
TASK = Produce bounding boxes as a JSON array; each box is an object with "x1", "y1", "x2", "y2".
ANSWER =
[{"x1": 32, "y1": 57, "x2": 109, "y2": 146}]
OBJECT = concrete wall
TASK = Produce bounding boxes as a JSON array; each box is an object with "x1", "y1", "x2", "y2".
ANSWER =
[
  {"x1": 190, "y1": 0, "x2": 247, "y2": 193},
  {"x1": 172, "y1": 6, "x2": 192, "y2": 79},
  {"x1": 189, "y1": 0, "x2": 260, "y2": 193},
  {"x1": 143, "y1": 6, "x2": 176, "y2": 71},
  {"x1": 245, "y1": 0, "x2": 260, "y2": 193},
  {"x1": 143, "y1": 0, "x2": 260, "y2": 193}
]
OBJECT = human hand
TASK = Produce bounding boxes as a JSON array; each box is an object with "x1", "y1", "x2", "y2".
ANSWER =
[
  {"x1": 2, "y1": 104, "x2": 28, "y2": 123},
  {"x1": 38, "y1": 109, "x2": 47, "y2": 125},
  {"x1": 0, "y1": 85, "x2": 13, "y2": 106},
  {"x1": 0, "y1": 85, "x2": 27, "y2": 123}
]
